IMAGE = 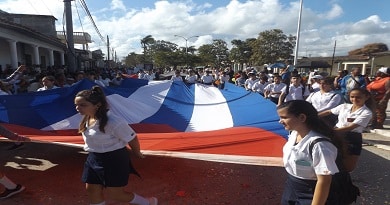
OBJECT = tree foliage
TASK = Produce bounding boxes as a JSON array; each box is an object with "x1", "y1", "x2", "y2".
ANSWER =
[
  {"x1": 250, "y1": 29, "x2": 295, "y2": 65},
  {"x1": 123, "y1": 52, "x2": 142, "y2": 67},
  {"x1": 197, "y1": 39, "x2": 229, "y2": 67},
  {"x1": 140, "y1": 35, "x2": 155, "y2": 63},
  {"x1": 230, "y1": 39, "x2": 253, "y2": 66},
  {"x1": 123, "y1": 29, "x2": 297, "y2": 68}
]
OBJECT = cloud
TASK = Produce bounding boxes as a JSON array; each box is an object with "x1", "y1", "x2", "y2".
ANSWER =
[
  {"x1": 110, "y1": 0, "x2": 126, "y2": 11},
  {"x1": 1, "y1": 0, "x2": 389, "y2": 61},
  {"x1": 319, "y1": 4, "x2": 343, "y2": 20}
]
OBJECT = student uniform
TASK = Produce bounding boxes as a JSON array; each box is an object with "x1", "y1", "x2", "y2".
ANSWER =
[
  {"x1": 171, "y1": 76, "x2": 183, "y2": 81},
  {"x1": 252, "y1": 81, "x2": 269, "y2": 95},
  {"x1": 201, "y1": 75, "x2": 214, "y2": 85},
  {"x1": 244, "y1": 78, "x2": 258, "y2": 91},
  {"x1": 185, "y1": 75, "x2": 198, "y2": 83},
  {"x1": 82, "y1": 112, "x2": 138, "y2": 187},
  {"x1": 306, "y1": 91, "x2": 342, "y2": 112},
  {"x1": 264, "y1": 82, "x2": 286, "y2": 103},
  {"x1": 331, "y1": 104, "x2": 372, "y2": 155},
  {"x1": 282, "y1": 130, "x2": 339, "y2": 205},
  {"x1": 281, "y1": 84, "x2": 311, "y2": 102}
]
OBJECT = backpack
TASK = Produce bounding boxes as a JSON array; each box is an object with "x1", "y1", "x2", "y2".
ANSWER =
[
  {"x1": 309, "y1": 138, "x2": 360, "y2": 204},
  {"x1": 282, "y1": 83, "x2": 306, "y2": 102}
]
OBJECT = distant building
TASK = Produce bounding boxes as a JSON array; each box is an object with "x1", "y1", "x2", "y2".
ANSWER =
[{"x1": 0, "y1": 10, "x2": 101, "y2": 73}]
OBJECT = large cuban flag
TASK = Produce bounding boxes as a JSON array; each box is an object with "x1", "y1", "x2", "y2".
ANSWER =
[{"x1": 0, "y1": 79, "x2": 287, "y2": 165}]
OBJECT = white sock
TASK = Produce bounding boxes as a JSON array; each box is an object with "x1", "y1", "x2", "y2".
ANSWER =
[
  {"x1": 0, "y1": 175, "x2": 17, "y2": 189},
  {"x1": 90, "y1": 202, "x2": 105, "y2": 205},
  {"x1": 130, "y1": 193, "x2": 149, "y2": 205}
]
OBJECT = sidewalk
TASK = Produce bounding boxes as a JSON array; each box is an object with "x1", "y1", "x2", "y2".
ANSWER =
[{"x1": 363, "y1": 100, "x2": 390, "y2": 151}]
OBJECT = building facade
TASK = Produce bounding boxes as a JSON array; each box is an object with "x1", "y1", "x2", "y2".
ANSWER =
[{"x1": 0, "y1": 10, "x2": 66, "y2": 71}]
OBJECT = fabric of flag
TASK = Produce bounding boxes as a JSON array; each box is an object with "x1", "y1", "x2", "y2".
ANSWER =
[{"x1": 0, "y1": 79, "x2": 287, "y2": 165}]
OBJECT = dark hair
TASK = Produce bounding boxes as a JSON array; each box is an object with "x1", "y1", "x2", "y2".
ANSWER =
[
  {"x1": 321, "y1": 76, "x2": 334, "y2": 85},
  {"x1": 277, "y1": 100, "x2": 334, "y2": 137},
  {"x1": 290, "y1": 73, "x2": 301, "y2": 78},
  {"x1": 348, "y1": 87, "x2": 375, "y2": 111},
  {"x1": 76, "y1": 86, "x2": 108, "y2": 133}
]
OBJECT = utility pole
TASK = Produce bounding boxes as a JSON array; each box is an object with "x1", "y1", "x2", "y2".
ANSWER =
[
  {"x1": 331, "y1": 40, "x2": 336, "y2": 75},
  {"x1": 107, "y1": 35, "x2": 110, "y2": 69},
  {"x1": 64, "y1": 0, "x2": 76, "y2": 72},
  {"x1": 293, "y1": 0, "x2": 303, "y2": 67}
]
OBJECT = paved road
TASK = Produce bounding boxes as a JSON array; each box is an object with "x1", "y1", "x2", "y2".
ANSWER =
[{"x1": 0, "y1": 130, "x2": 389, "y2": 205}]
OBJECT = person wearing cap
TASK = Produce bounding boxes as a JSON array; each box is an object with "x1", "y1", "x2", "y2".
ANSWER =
[
  {"x1": 310, "y1": 75, "x2": 323, "y2": 92},
  {"x1": 339, "y1": 67, "x2": 366, "y2": 103},
  {"x1": 366, "y1": 67, "x2": 390, "y2": 129}
]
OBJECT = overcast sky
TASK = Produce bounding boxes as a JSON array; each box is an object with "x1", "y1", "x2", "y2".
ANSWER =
[{"x1": 0, "y1": 0, "x2": 389, "y2": 61}]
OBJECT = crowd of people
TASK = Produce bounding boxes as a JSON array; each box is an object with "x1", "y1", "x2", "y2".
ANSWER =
[{"x1": 0, "y1": 63, "x2": 389, "y2": 204}]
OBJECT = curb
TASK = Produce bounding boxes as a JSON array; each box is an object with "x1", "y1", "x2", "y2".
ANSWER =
[
  {"x1": 363, "y1": 139, "x2": 390, "y2": 151},
  {"x1": 369, "y1": 128, "x2": 390, "y2": 137},
  {"x1": 364, "y1": 128, "x2": 390, "y2": 151}
]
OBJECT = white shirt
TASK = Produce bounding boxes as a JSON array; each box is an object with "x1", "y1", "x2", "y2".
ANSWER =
[
  {"x1": 185, "y1": 75, "x2": 198, "y2": 83},
  {"x1": 281, "y1": 84, "x2": 311, "y2": 102},
  {"x1": 171, "y1": 75, "x2": 183, "y2": 81},
  {"x1": 331, "y1": 104, "x2": 372, "y2": 133},
  {"x1": 245, "y1": 78, "x2": 258, "y2": 90},
  {"x1": 306, "y1": 91, "x2": 341, "y2": 112},
  {"x1": 264, "y1": 83, "x2": 287, "y2": 98},
  {"x1": 0, "y1": 90, "x2": 10, "y2": 95},
  {"x1": 143, "y1": 73, "x2": 155, "y2": 81},
  {"x1": 283, "y1": 130, "x2": 339, "y2": 180},
  {"x1": 252, "y1": 81, "x2": 269, "y2": 93},
  {"x1": 201, "y1": 75, "x2": 214, "y2": 84},
  {"x1": 37, "y1": 85, "x2": 60, "y2": 91},
  {"x1": 82, "y1": 112, "x2": 136, "y2": 153}
]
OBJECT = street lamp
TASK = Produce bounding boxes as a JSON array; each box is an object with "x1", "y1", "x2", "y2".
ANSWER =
[{"x1": 174, "y1": 35, "x2": 199, "y2": 68}]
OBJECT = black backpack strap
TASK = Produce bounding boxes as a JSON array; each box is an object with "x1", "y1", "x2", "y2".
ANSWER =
[{"x1": 309, "y1": 137, "x2": 332, "y2": 159}]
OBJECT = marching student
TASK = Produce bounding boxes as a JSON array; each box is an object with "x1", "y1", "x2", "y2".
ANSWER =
[
  {"x1": 74, "y1": 86, "x2": 157, "y2": 205},
  {"x1": 278, "y1": 74, "x2": 310, "y2": 105},
  {"x1": 277, "y1": 100, "x2": 339, "y2": 205},
  {"x1": 319, "y1": 87, "x2": 373, "y2": 172}
]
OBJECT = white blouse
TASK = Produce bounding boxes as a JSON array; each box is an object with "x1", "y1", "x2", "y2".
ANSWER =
[
  {"x1": 283, "y1": 130, "x2": 339, "y2": 180},
  {"x1": 82, "y1": 112, "x2": 136, "y2": 153}
]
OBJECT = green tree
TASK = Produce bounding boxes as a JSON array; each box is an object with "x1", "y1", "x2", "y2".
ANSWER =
[
  {"x1": 250, "y1": 29, "x2": 295, "y2": 65},
  {"x1": 229, "y1": 39, "x2": 253, "y2": 67},
  {"x1": 198, "y1": 39, "x2": 229, "y2": 67},
  {"x1": 140, "y1": 35, "x2": 155, "y2": 65},
  {"x1": 123, "y1": 52, "x2": 142, "y2": 67}
]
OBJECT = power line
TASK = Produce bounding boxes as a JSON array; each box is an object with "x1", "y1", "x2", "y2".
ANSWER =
[
  {"x1": 77, "y1": 0, "x2": 106, "y2": 46},
  {"x1": 26, "y1": 0, "x2": 39, "y2": 14},
  {"x1": 74, "y1": 0, "x2": 89, "y2": 45},
  {"x1": 39, "y1": 0, "x2": 54, "y2": 16}
]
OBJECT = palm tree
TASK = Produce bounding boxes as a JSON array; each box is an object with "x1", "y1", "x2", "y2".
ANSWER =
[{"x1": 140, "y1": 35, "x2": 155, "y2": 66}]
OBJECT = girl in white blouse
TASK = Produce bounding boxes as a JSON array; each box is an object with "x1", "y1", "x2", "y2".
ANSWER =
[
  {"x1": 277, "y1": 100, "x2": 340, "y2": 205},
  {"x1": 319, "y1": 87, "x2": 373, "y2": 172},
  {"x1": 74, "y1": 86, "x2": 157, "y2": 205}
]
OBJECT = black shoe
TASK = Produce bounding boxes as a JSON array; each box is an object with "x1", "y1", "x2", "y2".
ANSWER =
[
  {"x1": 0, "y1": 184, "x2": 25, "y2": 199},
  {"x1": 7, "y1": 143, "x2": 24, "y2": 150}
]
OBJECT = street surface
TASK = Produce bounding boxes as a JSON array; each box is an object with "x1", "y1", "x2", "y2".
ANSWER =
[{"x1": 0, "y1": 129, "x2": 389, "y2": 205}]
